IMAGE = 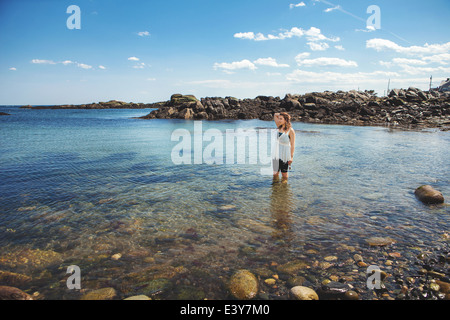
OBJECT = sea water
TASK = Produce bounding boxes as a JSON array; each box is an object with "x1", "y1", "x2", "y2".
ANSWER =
[{"x1": 0, "y1": 106, "x2": 449, "y2": 299}]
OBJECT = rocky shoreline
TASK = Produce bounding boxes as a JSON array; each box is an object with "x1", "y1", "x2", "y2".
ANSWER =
[
  {"x1": 140, "y1": 89, "x2": 450, "y2": 130},
  {"x1": 19, "y1": 88, "x2": 450, "y2": 130}
]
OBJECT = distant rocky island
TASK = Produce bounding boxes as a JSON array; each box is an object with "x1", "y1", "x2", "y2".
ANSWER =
[
  {"x1": 21, "y1": 88, "x2": 450, "y2": 130},
  {"x1": 20, "y1": 100, "x2": 150, "y2": 110}
]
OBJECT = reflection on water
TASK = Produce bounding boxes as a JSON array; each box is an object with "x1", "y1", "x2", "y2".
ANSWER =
[
  {"x1": 0, "y1": 107, "x2": 449, "y2": 299},
  {"x1": 270, "y1": 177, "x2": 295, "y2": 246}
]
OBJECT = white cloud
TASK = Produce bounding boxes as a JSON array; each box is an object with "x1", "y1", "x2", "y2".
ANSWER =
[
  {"x1": 422, "y1": 53, "x2": 450, "y2": 65},
  {"x1": 233, "y1": 26, "x2": 338, "y2": 47},
  {"x1": 146, "y1": 78, "x2": 156, "y2": 81},
  {"x1": 307, "y1": 42, "x2": 329, "y2": 51},
  {"x1": 286, "y1": 68, "x2": 432, "y2": 94},
  {"x1": 9, "y1": 67, "x2": 17, "y2": 71},
  {"x1": 137, "y1": 31, "x2": 150, "y2": 37},
  {"x1": 235, "y1": 26, "x2": 340, "y2": 51},
  {"x1": 290, "y1": 2, "x2": 306, "y2": 9},
  {"x1": 304, "y1": 27, "x2": 340, "y2": 42},
  {"x1": 376, "y1": 42, "x2": 450, "y2": 76},
  {"x1": 234, "y1": 32, "x2": 257, "y2": 40},
  {"x1": 335, "y1": 45, "x2": 345, "y2": 51},
  {"x1": 296, "y1": 55, "x2": 358, "y2": 67},
  {"x1": 393, "y1": 58, "x2": 428, "y2": 66},
  {"x1": 287, "y1": 69, "x2": 399, "y2": 85},
  {"x1": 379, "y1": 61, "x2": 392, "y2": 68},
  {"x1": 128, "y1": 56, "x2": 140, "y2": 61},
  {"x1": 356, "y1": 25, "x2": 376, "y2": 33},
  {"x1": 214, "y1": 59, "x2": 257, "y2": 72},
  {"x1": 298, "y1": 53, "x2": 312, "y2": 61},
  {"x1": 77, "y1": 63, "x2": 92, "y2": 69},
  {"x1": 367, "y1": 38, "x2": 450, "y2": 56},
  {"x1": 254, "y1": 57, "x2": 290, "y2": 68},
  {"x1": 396, "y1": 65, "x2": 450, "y2": 75},
  {"x1": 324, "y1": 5, "x2": 341, "y2": 13},
  {"x1": 378, "y1": 62, "x2": 450, "y2": 79},
  {"x1": 31, "y1": 59, "x2": 94, "y2": 70},
  {"x1": 233, "y1": 28, "x2": 304, "y2": 41},
  {"x1": 213, "y1": 57, "x2": 290, "y2": 73},
  {"x1": 31, "y1": 59, "x2": 57, "y2": 64},
  {"x1": 98, "y1": 65, "x2": 106, "y2": 70},
  {"x1": 379, "y1": 58, "x2": 428, "y2": 68},
  {"x1": 133, "y1": 62, "x2": 147, "y2": 69}
]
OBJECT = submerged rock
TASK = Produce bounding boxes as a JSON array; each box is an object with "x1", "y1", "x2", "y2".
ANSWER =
[
  {"x1": 123, "y1": 295, "x2": 151, "y2": 300},
  {"x1": 228, "y1": 270, "x2": 259, "y2": 300},
  {"x1": 277, "y1": 260, "x2": 309, "y2": 275},
  {"x1": 140, "y1": 278, "x2": 172, "y2": 297},
  {"x1": 366, "y1": 236, "x2": 396, "y2": 247},
  {"x1": 316, "y1": 281, "x2": 351, "y2": 300},
  {"x1": 0, "y1": 270, "x2": 32, "y2": 287},
  {"x1": 290, "y1": 286, "x2": 319, "y2": 300},
  {"x1": 415, "y1": 185, "x2": 445, "y2": 204},
  {"x1": 0, "y1": 286, "x2": 33, "y2": 300},
  {"x1": 0, "y1": 248, "x2": 63, "y2": 270},
  {"x1": 80, "y1": 287, "x2": 117, "y2": 300}
]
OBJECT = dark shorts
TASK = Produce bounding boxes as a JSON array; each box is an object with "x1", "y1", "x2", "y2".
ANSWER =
[{"x1": 273, "y1": 159, "x2": 289, "y2": 173}]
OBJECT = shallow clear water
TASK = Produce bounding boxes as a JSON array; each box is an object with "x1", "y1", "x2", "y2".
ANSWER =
[{"x1": 0, "y1": 106, "x2": 449, "y2": 299}]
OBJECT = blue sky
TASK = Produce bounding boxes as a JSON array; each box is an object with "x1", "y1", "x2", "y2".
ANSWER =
[{"x1": 0, "y1": 0, "x2": 449, "y2": 105}]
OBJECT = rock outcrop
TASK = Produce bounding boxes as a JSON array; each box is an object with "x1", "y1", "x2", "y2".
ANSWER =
[{"x1": 140, "y1": 89, "x2": 450, "y2": 130}]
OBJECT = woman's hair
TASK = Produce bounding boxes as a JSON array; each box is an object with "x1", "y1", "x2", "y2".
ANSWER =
[{"x1": 278, "y1": 112, "x2": 292, "y2": 132}]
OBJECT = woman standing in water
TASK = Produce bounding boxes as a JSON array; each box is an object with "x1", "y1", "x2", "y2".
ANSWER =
[{"x1": 273, "y1": 112, "x2": 296, "y2": 182}]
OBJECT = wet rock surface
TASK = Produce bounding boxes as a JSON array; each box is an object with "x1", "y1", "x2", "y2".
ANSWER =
[
  {"x1": 0, "y1": 285, "x2": 33, "y2": 300},
  {"x1": 228, "y1": 269, "x2": 259, "y2": 300},
  {"x1": 0, "y1": 237, "x2": 448, "y2": 300},
  {"x1": 415, "y1": 185, "x2": 445, "y2": 204},
  {"x1": 290, "y1": 286, "x2": 319, "y2": 300}
]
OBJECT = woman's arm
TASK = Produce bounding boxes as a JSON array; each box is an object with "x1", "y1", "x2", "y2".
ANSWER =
[
  {"x1": 274, "y1": 113, "x2": 281, "y2": 127},
  {"x1": 289, "y1": 128, "x2": 296, "y2": 164}
]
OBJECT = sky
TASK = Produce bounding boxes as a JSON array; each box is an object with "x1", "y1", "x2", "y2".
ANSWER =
[{"x1": 0, "y1": 0, "x2": 449, "y2": 105}]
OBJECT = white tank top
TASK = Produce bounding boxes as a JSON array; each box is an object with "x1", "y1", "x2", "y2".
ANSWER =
[{"x1": 272, "y1": 130, "x2": 291, "y2": 162}]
